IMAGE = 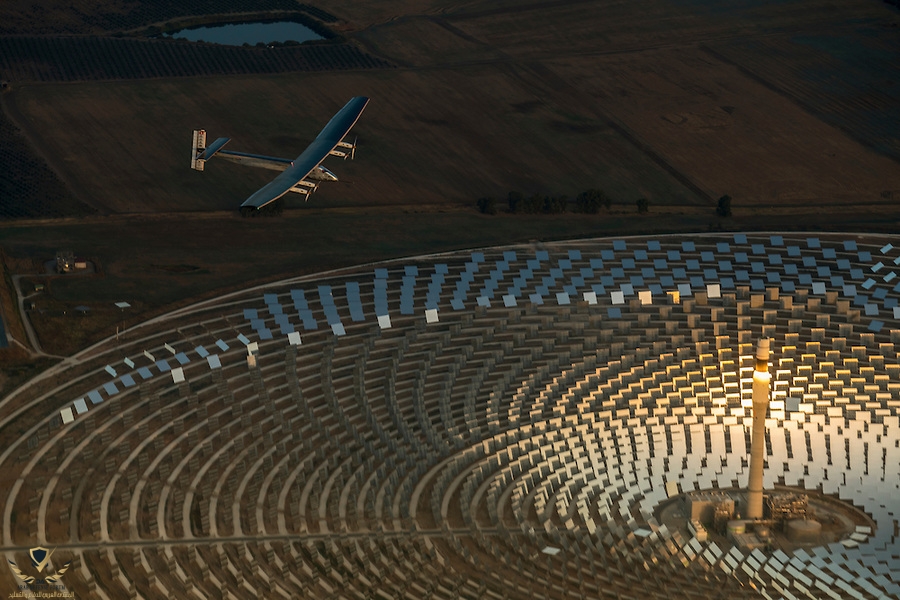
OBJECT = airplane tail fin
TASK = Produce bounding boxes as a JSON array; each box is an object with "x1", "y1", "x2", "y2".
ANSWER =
[
  {"x1": 191, "y1": 130, "x2": 230, "y2": 171},
  {"x1": 191, "y1": 129, "x2": 206, "y2": 171}
]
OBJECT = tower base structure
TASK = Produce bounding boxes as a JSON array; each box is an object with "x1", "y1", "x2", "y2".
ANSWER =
[{"x1": 670, "y1": 487, "x2": 865, "y2": 553}]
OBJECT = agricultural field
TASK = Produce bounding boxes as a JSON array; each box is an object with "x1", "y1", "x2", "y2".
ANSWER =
[
  {"x1": 358, "y1": 0, "x2": 896, "y2": 61},
  {"x1": 0, "y1": 0, "x2": 899, "y2": 358},
  {"x1": 0, "y1": 0, "x2": 323, "y2": 34},
  {"x1": 6, "y1": 66, "x2": 699, "y2": 214},
  {"x1": 0, "y1": 37, "x2": 390, "y2": 82},
  {"x1": 705, "y1": 28, "x2": 900, "y2": 163},
  {"x1": 545, "y1": 45, "x2": 900, "y2": 210},
  {"x1": 0, "y1": 110, "x2": 94, "y2": 220}
]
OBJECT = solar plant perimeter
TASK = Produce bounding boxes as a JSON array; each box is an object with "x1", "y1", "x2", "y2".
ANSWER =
[{"x1": 2, "y1": 233, "x2": 900, "y2": 599}]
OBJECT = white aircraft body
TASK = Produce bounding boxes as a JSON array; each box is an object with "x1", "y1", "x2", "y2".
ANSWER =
[{"x1": 191, "y1": 96, "x2": 369, "y2": 212}]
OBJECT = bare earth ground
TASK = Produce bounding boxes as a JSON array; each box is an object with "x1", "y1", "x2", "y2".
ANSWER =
[
  {"x1": 547, "y1": 47, "x2": 900, "y2": 209},
  {"x1": 5, "y1": 66, "x2": 697, "y2": 213},
  {"x1": 1, "y1": 0, "x2": 899, "y2": 359}
]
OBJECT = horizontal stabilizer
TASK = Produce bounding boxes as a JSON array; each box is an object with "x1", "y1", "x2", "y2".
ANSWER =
[{"x1": 191, "y1": 132, "x2": 231, "y2": 171}]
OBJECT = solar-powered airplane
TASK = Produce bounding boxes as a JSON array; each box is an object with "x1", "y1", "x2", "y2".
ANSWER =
[{"x1": 191, "y1": 96, "x2": 369, "y2": 214}]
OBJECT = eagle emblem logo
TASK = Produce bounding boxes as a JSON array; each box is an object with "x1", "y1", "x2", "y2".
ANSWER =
[{"x1": 8, "y1": 546, "x2": 71, "y2": 585}]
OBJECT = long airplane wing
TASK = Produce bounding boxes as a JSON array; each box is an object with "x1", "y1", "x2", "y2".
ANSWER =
[{"x1": 241, "y1": 96, "x2": 369, "y2": 210}]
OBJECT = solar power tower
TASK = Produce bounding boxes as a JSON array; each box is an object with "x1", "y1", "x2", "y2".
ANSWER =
[{"x1": 747, "y1": 338, "x2": 771, "y2": 520}]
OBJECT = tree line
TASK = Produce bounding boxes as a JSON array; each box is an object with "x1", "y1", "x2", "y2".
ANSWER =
[
  {"x1": 476, "y1": 189, "x2": 647, "y2": 215},
  {"x1": 477, "y1": 190, "x2": 735, "y2": 217}
]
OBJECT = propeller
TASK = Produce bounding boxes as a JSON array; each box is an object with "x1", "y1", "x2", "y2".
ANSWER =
[{"x1": 350, "y1": 136, "x2": 358, "y2": 160}]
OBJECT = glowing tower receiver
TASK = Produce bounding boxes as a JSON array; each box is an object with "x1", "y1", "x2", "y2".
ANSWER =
[{"x1": 747, "y1": 338, "x2": 771, "y2": 520}]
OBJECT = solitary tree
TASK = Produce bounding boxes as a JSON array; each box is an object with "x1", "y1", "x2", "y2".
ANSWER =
[
  {"x1": 636, "y1": 197, "x2": 649, "y2": 214},
  {"x1": 476, "y1": 197, "x2": 497, "y2": 215},
  {"x1": 716, "y1": 194, "x2": 732, "y2": 217}
]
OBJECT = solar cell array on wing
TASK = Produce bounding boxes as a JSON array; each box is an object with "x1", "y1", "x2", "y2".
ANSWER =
[{"x1": 191, "y1": 97, "x2": 369, "y2": 212}]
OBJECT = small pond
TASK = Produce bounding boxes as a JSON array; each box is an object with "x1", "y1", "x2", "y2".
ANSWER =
[{"x1": 165, "y1": 21, "x2": 323, "y2": 46}]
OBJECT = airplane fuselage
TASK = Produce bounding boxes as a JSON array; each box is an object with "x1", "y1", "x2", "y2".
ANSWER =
[
  {"x1": 308, "y1": 166, "x2": 338, "y2": 182},
  {"x1": 216, "y1": 153, "x2": 338, "y2": 181}
]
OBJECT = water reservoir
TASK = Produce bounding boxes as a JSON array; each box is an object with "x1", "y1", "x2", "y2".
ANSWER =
[{"x1": 165, "y1": 21, "x2": 323, "y2": 46}]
